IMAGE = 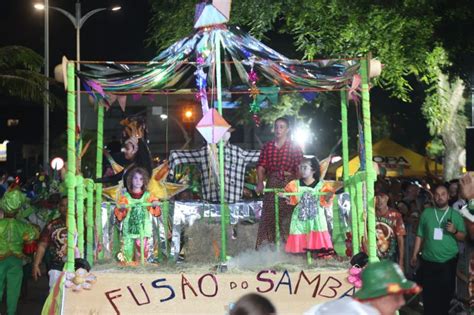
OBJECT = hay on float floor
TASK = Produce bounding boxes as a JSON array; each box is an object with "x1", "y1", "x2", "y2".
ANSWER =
[{"x1": 93, "y1": 221, "x2": 349, "y2": 274}]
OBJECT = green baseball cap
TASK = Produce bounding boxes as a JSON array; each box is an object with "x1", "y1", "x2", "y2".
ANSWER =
[
  {"x1": 0, "y1": 190, "x2": 28, "y2": 215},
  {"x1": 354, "y1": 261, "x2": 421, "y2": 300}
]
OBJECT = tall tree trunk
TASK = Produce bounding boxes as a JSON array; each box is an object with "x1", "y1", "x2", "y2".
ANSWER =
[
  {"x1": 442, "y1": 133, "x2": 463, "y2": 181},
  {"x1": 440, "y1": 76, "x2": 466, "y2": 181}
]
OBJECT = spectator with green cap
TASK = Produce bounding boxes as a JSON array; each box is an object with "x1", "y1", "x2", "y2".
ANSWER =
[
  {"x1": 304, "y1": 260, "x2": 421, "y2": 315},
  {"x1": 0, "y1": 189, "x2": 39, "y2": 315}
]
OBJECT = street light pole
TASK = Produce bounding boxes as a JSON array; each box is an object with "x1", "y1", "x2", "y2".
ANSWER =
[
  {"x1": 43, "y1": 0, "x2": 50, "y2": 173},
  {"x1": 35, "y1": 1, "x2": 121, "y2": 169}
]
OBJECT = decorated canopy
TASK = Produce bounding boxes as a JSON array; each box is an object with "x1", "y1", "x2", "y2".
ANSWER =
[{"x1": 78, "y1": 2, "x2": 360, "y2": 114}]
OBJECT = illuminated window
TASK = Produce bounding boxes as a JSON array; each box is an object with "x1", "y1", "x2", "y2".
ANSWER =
[{"x1": 7, "y1": 119, "x2": 19, "y2": 127}]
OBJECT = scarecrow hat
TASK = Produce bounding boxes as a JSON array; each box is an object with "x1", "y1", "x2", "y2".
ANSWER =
[
  {"x1": 0, "y1": 189, "x2": 28, "y2": 215},
  {"x1": 354, "y1": 261, "x2": 421, "y2": 300}
]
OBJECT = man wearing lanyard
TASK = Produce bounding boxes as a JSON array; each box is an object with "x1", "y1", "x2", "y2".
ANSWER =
[{"x1": 411, "y1": 184, "x2": 466, "y2": 315}]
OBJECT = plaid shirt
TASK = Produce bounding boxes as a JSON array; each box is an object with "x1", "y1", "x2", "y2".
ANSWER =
[
  {"x1": 168, "y1": 144, "x2": 260, "y2": 203},
  {"x1": 257, "y1": 140, "x2": 303, "y2": 176}
]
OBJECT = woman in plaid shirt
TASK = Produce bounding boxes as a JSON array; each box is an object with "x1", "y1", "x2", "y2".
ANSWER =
[{"x1": 255, "y1": 117, "x2": 303, "y2": 249}]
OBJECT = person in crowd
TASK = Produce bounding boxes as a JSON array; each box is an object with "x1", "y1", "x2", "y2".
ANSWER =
[
  {"x1": 375, "y1": 188, "x2": 406, "y2": 271},
  {"x1": 32, "y1": 196, "x2": 70, "y2": 289},
  {"x1": 283, "y1": 157, "x2": 334, "y2": 257},
  {"x1": 0, "y1": 190, "x2": 39, "y2": 315},
  {"x1": 0, "y1": 169, "x2": 8, "y2": 198},
  {"x1": 387, "y1": 179, "x2": 403, "y2": 209},
  {"x1": 397, "y1": 181, "x2": 421, "y2": 278},
  {"x1": 398, "y1": 181, "x2": 422, "y2": 218},
  {"x1": 459, "y1": 172, "x2": 474, "y2": 310},
  {"x1": 448, "y1": 179, "x2": 460, "y2": 206},
  {"x1": 447, "y1": 179, "x2": 468, "y2": 211},
  {"x1": 230, "y1": 293, "x2": 277, "y2": 315},
  {"x1": 114, "y1": 167, "x2": 160, "y2": 263},
  {"x1": 304, "y1": 260, "x2": 421, "y2": 315},
  {"x1": 459, "y1": 172, "x2": 474, "y2": 239},
  {"x1": 255, "y1": 117, "x2": 303, "y2": 249},
  {"x1": 410, "y1": 184, "x2": 466, "y2": 315}
]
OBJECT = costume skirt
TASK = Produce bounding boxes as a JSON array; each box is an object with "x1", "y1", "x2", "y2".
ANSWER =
[
  {"x1": 255, "y1": 173, "x2": 294, "y2": 249},
  {"x1": 285, "y1": 203, "x2": 334, "y2": 254}
]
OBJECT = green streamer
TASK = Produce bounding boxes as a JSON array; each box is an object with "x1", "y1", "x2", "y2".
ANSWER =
[
  {"x1": 66, "y1": 62, "x2": 77, "y2": 272},
  {"x1": 76, "y1": 175, "x2": 85, "y2": 258},
  {"x1": 85, "y1": 179, "x2": 94, "y2": 266},
  {"x1": 95, "y1": 104, "x2": 104, "y2": 261},
  {"x1": 360, "y1": 58, "x2": 377, "y2": 262}
]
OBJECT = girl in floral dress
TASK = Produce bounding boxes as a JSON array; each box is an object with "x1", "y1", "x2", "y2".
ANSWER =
[{"x1": 284, "y1": 158, "x2": 334, "y2": 256}]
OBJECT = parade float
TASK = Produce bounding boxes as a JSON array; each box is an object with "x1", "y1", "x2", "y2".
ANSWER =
[{"x1": 44, "y1": 1, "x2": 383, "y2": 313}]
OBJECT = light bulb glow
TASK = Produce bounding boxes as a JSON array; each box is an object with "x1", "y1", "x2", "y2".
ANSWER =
[{"x1": 34, "y1": 3, "x2": 45, "y2": 10}]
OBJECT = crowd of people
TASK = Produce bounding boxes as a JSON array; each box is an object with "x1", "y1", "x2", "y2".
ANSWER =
[{"x1": 373, "y1": 175, "x2": 474, "y2": 314}]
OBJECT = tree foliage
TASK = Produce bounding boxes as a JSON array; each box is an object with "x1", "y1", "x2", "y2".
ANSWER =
[
  {"x1": 0, "y1": 45, "x2": 62, "y2": 107},
  {"x1": 421, "y1": 46, "x2": 468, "y2": 180},
  {"x1": 147, "y1": 0, "x2": 473, "y2": 178},
  {"x1": 147, "y1": 0, "x2": 466, "y2": 101}
]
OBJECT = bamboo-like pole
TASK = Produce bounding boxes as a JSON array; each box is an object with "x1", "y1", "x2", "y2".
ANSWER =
[
  {"x1": 360, "y1": 57, "x2": 377, "y2": 262},
  {"x1": 349, "y1": 181, "x2": 360, "y2": 254},
  {"x1": 341, "y1": 90, "x2": 356, "y2": 256},
  {"x1": 85, "y1": 178, "x2": 94, "y2": 265},
  {"x1": 340, "y1": 91, "x2": 350, "y2": 183},
  {"x1": 66, "y1": 62, "x2": 77, "y2": 272},
  {"x1": 140, "y1": 225, "x2": 145, "y2": 266},
  {"x1": 76, "y1": 175, "x2": 85, "y2": 258},
  {"x1": 274, "y1": 193, "x2": 280, "y2": 248},
  {"x1": 156, "y1": 211, "x2": 162, "y2": 262},
  {"x1": 163, "y1": 200, "x2": 169, "y2": 257},
  {"x1": 356, "y1": 177, "x2": 364, "y2": 253},
  {"x1": 95, "y1": 104, "x2": 104, "y2": 261},
  {"x1": 215, "y1": 33, "x2": 227, "y2": 263}
]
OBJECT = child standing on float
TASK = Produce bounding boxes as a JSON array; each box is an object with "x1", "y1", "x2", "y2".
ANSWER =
[
  {"x1": 284, "y1": 158, "x2": 334, "y2": 256},
  {"x1": 115, "y1": 167, "x2": 160, "y2": 263}
]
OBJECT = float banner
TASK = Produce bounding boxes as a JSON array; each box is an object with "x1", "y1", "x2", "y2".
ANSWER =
[{"x1": 63, "y1": 269, "x2": 355, "y2": 314}]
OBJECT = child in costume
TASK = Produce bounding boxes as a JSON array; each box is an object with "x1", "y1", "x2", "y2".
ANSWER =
[
  {"x1": 0, "y1": 190, "x2": 39, "y2": 315},
  {"x1": 284, "y1": 158, "x2": 334, "y2": 256},
  {"x1": 115, "y1": 167, "x2": 161, "y2": 263}
]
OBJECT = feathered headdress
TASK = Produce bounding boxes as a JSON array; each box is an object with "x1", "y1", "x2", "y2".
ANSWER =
[
  {"x1": 120, "y1": 116, "x2": 147, "y2": 156},
  {"x1": 120, "y1": 117, "x2": 147, "y2": 141}
]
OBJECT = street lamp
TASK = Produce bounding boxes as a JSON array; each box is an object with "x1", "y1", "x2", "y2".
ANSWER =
[{"x1": 34, "y1": 1, "x2": 121, "y2": 171}]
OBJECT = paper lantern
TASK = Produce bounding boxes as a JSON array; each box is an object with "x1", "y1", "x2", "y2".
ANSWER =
[
  {"x1": 194, "y1": 0, "x2": 232, "y2": 28},
  {"x1": 196, "y1": 108, "x2": 231, "y2": 144},
  {"x1": 369, "y1": 59, "x2": 382, "y2": 78}
]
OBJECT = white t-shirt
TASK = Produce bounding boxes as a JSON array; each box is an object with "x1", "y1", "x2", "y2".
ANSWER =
[{"x1": 304, "y1": 297, "x2": 380, "y2": 315}]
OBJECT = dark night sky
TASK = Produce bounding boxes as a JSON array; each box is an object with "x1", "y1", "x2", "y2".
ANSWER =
[
  {"x1": 1, "y1": 0, "x2": 156, "y2": 67},
  {"x1": 0, "y1": 0, "x2": 433, "y2": 172},
  {"x1": 0, "y1": 0, "x2": 157, "y2": 172}
]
